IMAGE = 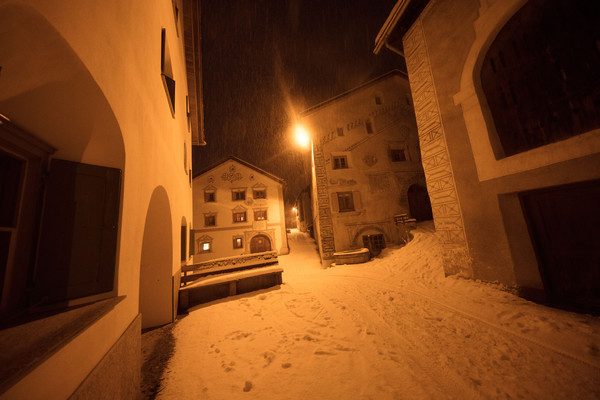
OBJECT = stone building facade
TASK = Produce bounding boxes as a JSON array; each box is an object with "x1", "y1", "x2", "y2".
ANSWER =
[
  {"x1": 0, "y1": 0, "x2": 203, "y2": 398},
  {"x1": 192, "y1": 157, "x2": 289, "y2": 263},
  {"x1": 301, "y1": 70, "x2": 430, "y2": 267},
  {"x1": 375, "y1": 0, "x2": 600, "y2": 311}
]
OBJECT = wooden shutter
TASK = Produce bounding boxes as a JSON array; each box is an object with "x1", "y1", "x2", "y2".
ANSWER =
[
  {"x1": 330, "y1": 193, "x2": 339, "y2": 213},
  {"x1": 353, "y1": 191, "x2": 362, "y2": 210},
  {"x1": 189, "y1": 228, "x2": 194, "y2": 257},
  {"x1": 33, "y1": 159, "x2": 121, "y2": 305}
]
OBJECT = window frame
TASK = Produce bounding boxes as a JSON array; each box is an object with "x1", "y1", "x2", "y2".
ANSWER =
[
  {"x1": 337, "y1": 191, "x2": 355, "y2": 212},
  {"x1": 332, "y1": 155, "x2": 349, "y2": 170},
  {"x1": 254, "y1": 209, "x2": 267, "y2": 221},
  {"x1": 204, "y1": 189, "x2": 215, "y2": 202},
  {"x1": 232, "y1": 211, "x2": 247, "y2": 223},
  {"x1": 233, "y1": 236, "x2": 244, "y2": 249},
  {"x1": 253, "y1": 188, "x2": 267, "y2": 199},
  {"x1": 231, "y1": 188, "x2": 246, "y2": 201},
  {"x1": 204, "y1": 214, "x2": 216, "y2": 227}
]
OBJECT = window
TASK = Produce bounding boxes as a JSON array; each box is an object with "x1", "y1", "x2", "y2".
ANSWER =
[
  {"x1": 332, "y1": 155, "x2": 348, "y2": 169},
  {"x1": 233, "y1": 236, "x2": 243, "y2": 249},
  {"x1": 232, "y1": 188, "x2": 246, "y2": 201},
  {"x1": 337, "y1": 127, "x2": 344, "y2": 136},
  {"x1": 366, "y1": 119, "x2": 374, "y2": 134},
  {"x1": 233, "y1": 211, "x2": 247, "y2": 223},
  {"x1": 204, "y1": 189, "x2": 215, "y2": 202},
  {"x1": 253, "y1": 188, "x2": 266, "y2": 199},
  {"x1": 161, "y1": 28, "x2": 176, "y2": 117},
  {"x1": 204, "y1": 214, "x2": 216, "y2": 226},
  {"x1": 195, "y1": 235, "x2": 212, "y2": 254},
  {"x1": 254, "y1": 209, "x2": 267, "y2": 221},
  {"x1": 375, "y1": 96, "x2": 382, "y2": 105},
  {"x1": 390, "y1": 149, "x2": 407, "y2": 162},
  {"x1": 337, "y1": 192, "x2": 355, "y2": 212},
  {"x1": 480, "y1": 0, "x2": 600, "y2": 157},
  {"x1": 181, "y1": 225, "x2": 187, "y2": 261}
]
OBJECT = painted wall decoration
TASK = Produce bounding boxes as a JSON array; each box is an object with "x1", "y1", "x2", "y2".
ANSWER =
[
  {"x1": 221, "y1": 164, "x2": 243, "y2": 183},
  {"x1": 403, "y1": 15, "x2": 472, "y2": 277},
  {"x1": 362, "y1": 154, "x2": 378, "y2": 167}
]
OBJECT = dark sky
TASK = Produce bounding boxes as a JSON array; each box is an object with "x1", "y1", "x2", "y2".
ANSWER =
[{"x1": 193, "y1": 0, "x2": 403, "y2": 204}]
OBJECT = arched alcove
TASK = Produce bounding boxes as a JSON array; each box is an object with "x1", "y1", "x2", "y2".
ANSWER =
[
  {"x1": 407, "y1": 184, "x2": 433, "y2": 221},
  {"x1": 139, "y1": 187, "x2": 173, "y2": 329},
  {"x1": 0, "y1": 3, "x2": 125, "y2": 170}
]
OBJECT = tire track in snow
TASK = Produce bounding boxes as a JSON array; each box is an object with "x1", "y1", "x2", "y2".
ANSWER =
[{"x1": 327, "y1": 273, "x2": 600, "y2": 371}]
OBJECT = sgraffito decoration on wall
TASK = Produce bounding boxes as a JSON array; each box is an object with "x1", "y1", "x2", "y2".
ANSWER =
[
  {"x1": 368, "y1": 173, "x2": 391, "y2": 193},
  {"x1": 221, "y1": 164, "x2": 242, "y2": 183},
  {"x1": 363, "y1": 154, "x2": 378, "y2": 167},
  {"x1": 329, "y1": 178, "x2": 357, "y2": 186},
  {"x1": 403, "y1": 13, "x2": 471, "y2": 277}
]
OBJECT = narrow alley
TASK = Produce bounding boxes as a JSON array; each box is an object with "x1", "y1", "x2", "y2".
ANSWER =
[{"x1": 143, "y1": 225, "x2": 600, "y2": 399}]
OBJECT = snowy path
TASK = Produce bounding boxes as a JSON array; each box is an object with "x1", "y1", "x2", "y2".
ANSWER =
[{"x1": 156, "y1": 225, "x2": 600, "y2": 399}]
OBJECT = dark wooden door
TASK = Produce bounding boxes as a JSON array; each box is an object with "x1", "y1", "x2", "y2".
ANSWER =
[
  {"x1": 407, "y1": 184, "x2": 433, "y2": 221},
  {"x1": 250, "y1": 235, "x2": 271, "y2": 253},
  {"x1": 520, "y1": 179, "x2": 600, "y2": 311}
]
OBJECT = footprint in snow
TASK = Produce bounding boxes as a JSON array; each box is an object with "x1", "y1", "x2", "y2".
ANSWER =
[{"x1": 243, "y1": 381, "x2": 253, "y2": 392}]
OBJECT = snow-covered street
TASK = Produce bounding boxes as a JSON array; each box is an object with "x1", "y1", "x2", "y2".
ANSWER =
[{"x1": 147, "y1": 224, "x2": 600, "y2": 399}]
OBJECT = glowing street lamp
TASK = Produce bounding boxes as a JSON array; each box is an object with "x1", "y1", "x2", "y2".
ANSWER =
[{"x1": 294, "y1": 124, "x2": 310, "y2": 149}]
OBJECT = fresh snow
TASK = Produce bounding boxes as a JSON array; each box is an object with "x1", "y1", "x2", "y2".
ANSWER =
[{"x1": 152, "y1": 223, "x2": 600, "y2": 399}]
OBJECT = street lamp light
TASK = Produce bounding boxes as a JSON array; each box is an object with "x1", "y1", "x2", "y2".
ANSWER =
[{"x1": 294, "y1": 124, "x2": 310, "y2": 149}]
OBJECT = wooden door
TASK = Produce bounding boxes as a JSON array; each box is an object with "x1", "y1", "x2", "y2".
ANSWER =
[
  {"x1": 407, "y1": 184, "x2": 433, "y2": 221},
  {"x1": 520, "y1": 179, "x2": 600, "y2": 311},
  {"x1": 250, "y1": 235, "x2": 271, "y2": 253}
]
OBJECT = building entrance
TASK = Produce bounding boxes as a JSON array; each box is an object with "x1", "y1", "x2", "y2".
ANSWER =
[
  {"x1": 250, "y1": 234, "x2": 271, "y2": 253},
  {"x1": 407, "y1": 184, "x2": 433, "y2": 221}
]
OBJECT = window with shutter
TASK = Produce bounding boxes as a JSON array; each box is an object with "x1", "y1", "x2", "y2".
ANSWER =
[{"x1": 33, "y1": 159, "x2": 121, "y2": 305}]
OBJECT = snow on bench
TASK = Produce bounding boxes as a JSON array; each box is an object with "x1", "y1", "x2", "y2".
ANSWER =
[
  {"x1": 181, "y1": 251, "x2": 278, "y2": 287},
  {"x1": 178, "y1": 266, "x2": 283, "y2": 312}
]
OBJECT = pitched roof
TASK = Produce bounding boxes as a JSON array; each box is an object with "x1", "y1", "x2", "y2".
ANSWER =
[
  {"x1": 300, "y1": 69, "x2": 408, "y2": 117},
  {"x1": 193, "y1": 156, "x2": 285, "y2": 184}
]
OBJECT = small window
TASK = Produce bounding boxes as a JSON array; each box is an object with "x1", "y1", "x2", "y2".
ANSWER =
[
  {"x1": 204, "y1": 214, "x2": 216, "y2": 226},
  {"x1": 337, "y1": 127, "x2": 344, "y2": 136},
  {"x1": 201, "y1": 242, "x2": 211, "y2": 252},
  {"x1": 254, "y1": 209, "x2": 267, "y2": 221},
  {"x1": 233, "y1": 236, "x2": 243, "y2": 249},
  {"x1": 365, "y1": 119, "x2": 374, "y2": 134},
  {"x1": 332, "y1": 155, "x2": 348, "y2": 169},
  {"x1": 161, "y1": 28, "x2": 175, "y2": 117},
  {"x1": 232, "y1": 188, "x2": 246, "y2": 201},
  {"x1": 375, "y1": 96, "x2": 382, "y2": 105},
  {"x1": 390, "y1": 149, "x2": 407, "y2": 162},
  {"x1": 337, "y1": 192, "x2": 355, "y2": 212},
  {"x1": 233, "y1": 211, "x2": 247, "y2": 223},
  {"x1": 204, "y1": 190, "x2": 215, "y2": 202},
  {"x1": 253, "y1": 189, "x2": 266, "y2": 199}
]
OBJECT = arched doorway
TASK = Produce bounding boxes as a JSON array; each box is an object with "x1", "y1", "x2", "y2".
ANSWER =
[
  {"x1": 407, "y1": 184, "x2": 433, "y2": 221},
  {"x1": 250, "y1": 235, "x2": 271, "y2": 253},
  {"x1": 139, "y1": 187, "x2": 173, "y2": 329}
]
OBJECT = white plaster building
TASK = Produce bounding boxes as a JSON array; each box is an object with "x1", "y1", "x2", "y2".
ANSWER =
[
  {"x1": 193, "y1": 157, "x2": 289, "y2": 263},
  {"x1": 375, "y1": 0, "x2": 600, "y2": 311},
  {"x1": 0, "y1": 0, "x2": 204, "y2": 397},
  {"x1": 301, "y1": 70, "x2": 430, "y2": 267}
]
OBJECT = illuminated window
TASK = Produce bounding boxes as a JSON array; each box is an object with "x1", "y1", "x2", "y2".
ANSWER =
[
  {"x1": 233, "y1": 211, "x2": 246, "y2": 223},
  {"x1": 233, "y1": 236, "x2": 243, "y2": 249},
  {"x1": 195, "y1": 235, "x2": 212, "y2": 254},
  {"x1": 254, "y1": 209, "x2": 267, "y2": 221},
  {"x1": 204, "y1": 214, "x2": 216, "y2": 226},
  {"x1": 232, "y1": 188, "x2": 246, "y2": 201},
  {"x1": 202, "y1": 242, "x2": 211, "y2": 252},
  {"x1": 332, "y1": 155, "x2": 348, "y2": 169},
  {"x1": 253, "y1": 188, "x2": 266, "y2": 199},
  {"x1": 337, "y1": 192, "x2": 354, "y2": 212}
]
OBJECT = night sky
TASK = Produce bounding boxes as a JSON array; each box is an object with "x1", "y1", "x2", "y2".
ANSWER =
[{"x1": 193, "y1": 0, "x2": 403, "y2": 204}]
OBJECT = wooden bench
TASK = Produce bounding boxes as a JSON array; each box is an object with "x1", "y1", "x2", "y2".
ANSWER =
[{"x1": 178, "y1": 266, "x2": 283, "y2": 312}]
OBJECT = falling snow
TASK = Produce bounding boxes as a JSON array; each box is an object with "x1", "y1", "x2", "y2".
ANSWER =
[{"x1": 143, "y1": 223, "x2": 600, "y2": 399}]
